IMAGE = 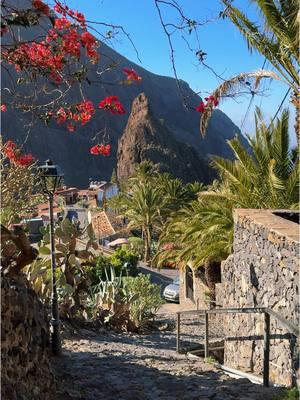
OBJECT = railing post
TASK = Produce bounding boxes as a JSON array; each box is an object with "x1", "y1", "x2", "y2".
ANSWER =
[
  {"x1": 204, "y1": 311, "x2": 209, "y2": 358},
  {"x1": 263, "y1": 312, "x2": 270, "y2": 387},
  {"x1": 176, "y1": 313, "x2": 180, "y2": 353}
]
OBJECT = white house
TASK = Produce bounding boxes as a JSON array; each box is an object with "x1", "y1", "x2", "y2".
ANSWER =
[{"x1": 88, "y1": 181, "x2": 119, "y2": 205}]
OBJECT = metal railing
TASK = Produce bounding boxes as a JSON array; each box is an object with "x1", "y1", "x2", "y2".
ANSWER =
[{"x1": 176, "y1": 307, "x2": 299, "y2": 387}]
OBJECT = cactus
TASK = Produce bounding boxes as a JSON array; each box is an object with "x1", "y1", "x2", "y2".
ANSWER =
[{"x1": 26, "y1": 218, "x2": 100, "y2": 317}]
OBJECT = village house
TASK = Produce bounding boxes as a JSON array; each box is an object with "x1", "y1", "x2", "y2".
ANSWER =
[
  {"x1": 90, "y1": 181, "x2": 119, "y2": 204},
  {"x1": 88, "y1": 209, "x2": 129, "y2": 243},
  {"x1": 36, "y1": 201, "x2": 63, "y2": 223},
  {"x1": 55, "y1": 187, "x2": 79, "y2": 205}
]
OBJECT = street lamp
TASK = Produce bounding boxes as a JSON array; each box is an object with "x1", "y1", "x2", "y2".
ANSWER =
[{"x1": 38, "y1": 160, "x2": 63, "y2": 356}]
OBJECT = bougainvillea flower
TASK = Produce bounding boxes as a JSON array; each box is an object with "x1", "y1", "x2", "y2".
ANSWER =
[
  {"x1": 16, "y1": 154, "x2": 35, "y2": 166},
  {"x1": 90, "y1": 144, "x2": 111, "y2": 156},
  {"x1": 32, "y1": 0, "x2": 50, "y2": 16},
  {"x1": 1, "y1": 104, "x2": 7, "y2": 112},
  {"x1": 123, "y1": 68, "x2": 142, "y2": 82},
  {"x1": 98, "y1": 96, "x2": 126, "y2": 115},
  {"x1": 205, "y1": 95, "x2": 219, "y2": 107},
  {"x1": 3, "y1": 140, "x2": 35, "y2": 166},
  {"x1": 56, "y1": 107, "x2": 67, "y2": 124},
  {"x1": 54, "y1": 17, "x2": 72, "y2": 30},
  {"x1": 196, "y1": 102, "x2": 206, "y2": 113},
  {"x1": 54, "y1": 1, "x2": 86, "y2": 28},
  {"x1": 67, "y1": 123, "x2": 76, "y2": 132}
]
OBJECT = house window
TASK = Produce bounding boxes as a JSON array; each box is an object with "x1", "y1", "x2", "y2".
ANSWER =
[{"x1": 185, "y1": 266, "x2": 194, "y2": 302}]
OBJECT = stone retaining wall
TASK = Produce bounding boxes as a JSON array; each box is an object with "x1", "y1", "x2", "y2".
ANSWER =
[
  {"x1": 1, "y1": 276, "x2": 54, "y2": 399},
  {"x1": 216, "y1": 209, "x2": 299, "y2": 386}
]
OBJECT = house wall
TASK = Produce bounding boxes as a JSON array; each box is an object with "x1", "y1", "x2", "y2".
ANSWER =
[
  {"x1": 215, "y1": 209, "x2": 299, "y2": 387},
  {"x1": 105, "y1": 184, "x2": 118, "y2": 199},
  {"x1": 179, "y1": 263, "x2": 209, "y2": 310}
]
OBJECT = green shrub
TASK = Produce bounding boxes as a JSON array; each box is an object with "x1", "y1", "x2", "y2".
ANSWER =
[
  {"x1": 110, "y1": 247, "x2": 138, "y2": 277},
  {"x1": 122, "y1": 274, "x2": 163, "y2": 325},
  {"x1": 128, "y1": 236, "x2": 144, "y2": 258},
  {"x1": 85, "y1": 254, "x2": 111, "y2": 285},
  {"x1": 88, "y1": 247, "x2": 138, "y2": 285},
  {"x1": 279, "y1": 388, "x2": 299, "y2": 400}
]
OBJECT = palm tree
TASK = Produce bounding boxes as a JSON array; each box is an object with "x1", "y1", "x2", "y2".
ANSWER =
[
  {"x1": 210, "y1": 108, "x2": 299, "y2": 208},
  {"x1": 123, "y1": 182, "x2": 162, "y2": 262},
  {"x1": 201, "y1": 0, "x2": 299, "y2": 138},
  {"x1": 158, "y1": 109, "x2": 299, "y2": 298}
]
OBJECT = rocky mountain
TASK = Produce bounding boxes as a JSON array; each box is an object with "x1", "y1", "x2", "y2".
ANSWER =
[
  {"x1": 117, "y1": 93, "x2": 214, "y2": 183},
  {"x1": 2, "y1": 5, "x2": 244, "y2": 187}
]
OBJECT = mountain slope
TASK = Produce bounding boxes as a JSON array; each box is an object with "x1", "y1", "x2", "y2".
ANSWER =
[
  {"x1": 1, "y1": 9, "x2": 243, "y2": 187},
  {"x1": 117, "y1": 93, "x2": 215, "y2": 183}
]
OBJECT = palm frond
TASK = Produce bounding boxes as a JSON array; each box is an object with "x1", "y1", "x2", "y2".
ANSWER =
[{"x1": 200, "y1": 70, "x2": 281, "y2": 136}]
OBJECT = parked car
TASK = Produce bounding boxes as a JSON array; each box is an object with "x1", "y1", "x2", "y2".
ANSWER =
[{"x1": 163, "y1": 277, "x2": 180, "y2": 303}]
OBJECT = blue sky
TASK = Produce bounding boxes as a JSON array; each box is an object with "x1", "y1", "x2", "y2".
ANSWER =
[{"x1": 68, "y1": 0, "x2": 296, "y2": 146}]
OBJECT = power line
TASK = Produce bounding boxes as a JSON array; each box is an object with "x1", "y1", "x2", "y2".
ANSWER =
[{"x1": 271, "y1": 87, "x2": 291, "y2": 123}]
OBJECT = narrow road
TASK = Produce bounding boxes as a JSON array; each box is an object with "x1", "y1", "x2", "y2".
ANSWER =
[
  {"x1": 52, "y1": 313, "x2": 283, "y2": 400},
  {"x1": 139, "y1": 263, "x2": 178, "y2": 288}
]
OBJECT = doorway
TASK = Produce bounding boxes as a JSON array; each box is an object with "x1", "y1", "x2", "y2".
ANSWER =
[{"x1": 185, "y1": 266, "x2": 194, "y2": 302}]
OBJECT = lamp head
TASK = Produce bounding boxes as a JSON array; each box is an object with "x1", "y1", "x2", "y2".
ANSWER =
[{"x1": 38, "y1": 159, "x2": 64, "y2": 195}]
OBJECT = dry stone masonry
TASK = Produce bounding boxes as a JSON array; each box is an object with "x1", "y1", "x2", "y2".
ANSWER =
[
  {"x1": 1, "y1": 276, "x2": 54, "y2": 400},
  {"x1": 216, "y1": 209, "x2": 299, "y2": 386}
]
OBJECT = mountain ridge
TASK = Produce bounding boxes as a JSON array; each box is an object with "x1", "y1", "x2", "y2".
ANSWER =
[
  {"x1": 117, "y1": 92, "x2": 215, "y2": 183},
  {"x1": 1, "y1": 10, "x2": 245, "y2": 187}
]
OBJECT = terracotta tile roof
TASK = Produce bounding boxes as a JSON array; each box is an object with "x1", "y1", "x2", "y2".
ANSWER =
[
  {"x1": 91, "y1": 210, "x2": 130, "y2": 238},
  {"x1": 56, "y1": 187, "x2": 79, "y2": 194}
]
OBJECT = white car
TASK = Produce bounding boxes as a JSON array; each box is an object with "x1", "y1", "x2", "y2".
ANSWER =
[{"x1": 163, "y1": 277, "x2": 180, "y2": 303}]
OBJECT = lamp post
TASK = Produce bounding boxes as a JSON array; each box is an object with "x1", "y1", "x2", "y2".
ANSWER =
[{"x1": 38, "y1": 160, "x2": 63, "y2": 356}]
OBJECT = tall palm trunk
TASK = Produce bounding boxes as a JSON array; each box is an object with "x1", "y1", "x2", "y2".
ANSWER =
[
  {"x1": 143, "y1": 227, "x2": 151, "y2": 263},
  {"x1": 291, "y1": 91, "x2": 300, "y2": 148}
]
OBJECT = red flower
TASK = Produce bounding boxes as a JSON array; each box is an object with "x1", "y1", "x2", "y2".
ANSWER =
[
  {"x1": 56, "y1": 107, "x2": 67, "y2": 124},
  {"x1": 16, "y1": 154, "x2": 35, "y2": 166},
  {"x1": 54, "y1": 17, "x2": 72, "y2": 30},
  {"x1": 204, "y1": 95, "x2": 219, "y2": 107},
  {"x1": 1, "y1": 104, "x2": 7, "y2": 112},
  {"x1": 67, "y1": 123, "x2": 76, "y2": 132},
  {"x1": 90, "y1": 145, "x2": 100, "y2": 155},
  {"x1": 54, "y1": 1, "x2": 86, "y2": 27},
  {"x1": 76, "y1": 100, "x2": 95, "y2": 125},
  {"x1": 32, "y1": 0, "x2": 50, "y2": 16},
  {"x1": 99, "y1": 96, "x2": 126, "y2": 115},
  {"x1": 80, "y1": 32, "x2": 99, "y2": 62},
  {"x1": 3, "y1": 140, "x2": 35, "y2": 166},
  {"x1": 123, "y1": 68, "x2": 142, "y2": 82},
  {"x1": 99, "y1": 144, "x2": 111, "y2": 156},
  {"x1": 90, "y1": 144, "x2": 111, "y2": 156},
  {"x1": 81, "y1": 32, "x2": 95, "y2": 46},
  {"x1": 196, "y1": 102, "x2": 206, "y2": 113}
]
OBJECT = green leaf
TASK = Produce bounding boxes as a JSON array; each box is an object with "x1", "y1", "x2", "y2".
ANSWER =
[
  {"x1": 55, "y1": 227, "x2": 64, "y2": 238},
  {"x1": 39, "y1": 246, "x2": 51, "y2": 255},
  {"x1": 68, "y1": 254, "x2": 77, "y2": 266}
]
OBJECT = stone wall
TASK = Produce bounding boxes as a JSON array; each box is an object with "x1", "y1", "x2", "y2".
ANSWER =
[
  {"x1": 1, "y1": 276, "x2": 54, "y2": 400},
  {"x1": 216, "y1": 209, "x2": 299, "y2": 386}
]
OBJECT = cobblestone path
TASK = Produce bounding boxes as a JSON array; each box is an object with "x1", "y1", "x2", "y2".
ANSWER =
[{"x1": 52, "y1": 313, "x2": 283, "y2": 400}]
